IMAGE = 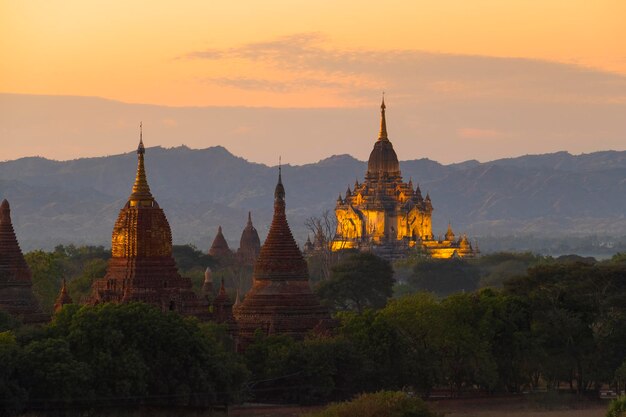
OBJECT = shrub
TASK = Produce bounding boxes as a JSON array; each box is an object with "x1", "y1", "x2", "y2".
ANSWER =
[{"x1": 303, "y1": 391, "x2": 441, "y2": 417}]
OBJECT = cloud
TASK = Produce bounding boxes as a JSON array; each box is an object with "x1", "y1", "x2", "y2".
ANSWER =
[{"x1": 182, "y1": 33, "x2": 626, "y2": 104}]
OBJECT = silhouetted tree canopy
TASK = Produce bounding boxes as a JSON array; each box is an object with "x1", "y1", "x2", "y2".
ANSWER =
[{"x1": 316, "y1": 253, "x2": 394, "y2": 313}]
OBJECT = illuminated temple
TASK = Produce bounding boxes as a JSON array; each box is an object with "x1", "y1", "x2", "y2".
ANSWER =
[
  {"x1": 87, "y1": 129, "x2": 211, "y2": 319},
  {"x1": 332, "y1": 98, "x2": 476, "y2": 259},
  {"x1": 234, "y1": 168, "x2": 333, "y2": 350}
]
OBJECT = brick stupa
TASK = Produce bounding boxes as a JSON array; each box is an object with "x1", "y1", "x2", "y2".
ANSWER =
[
  {"x1": 233, "y1": 168, "x2": 333, "y2": 349},
  {"x1": 88, "y1": 130, "x2": 208, "y2": 318},
  {"x1": 237, "y1": 212, "x2": 261, "y2": 266},
  {"x1": 0, "y1": 199, "x2": 47, "y2": 324},
  {"x1": 208, "y1": 226, "x2": 232, "y2": 262},
  {"x1": 54, "y1": 279, "x2": 73, "y2": 313}
]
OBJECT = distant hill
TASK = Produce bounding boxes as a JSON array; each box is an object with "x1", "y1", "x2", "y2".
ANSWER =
[{"x1": 0, "y1": 146, "x2": 624, "y2": 252}]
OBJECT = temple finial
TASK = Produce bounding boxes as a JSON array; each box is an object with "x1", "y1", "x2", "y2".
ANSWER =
[
  {"x1": 129, "y1": 124, "x2": 153, "y2": 205},
  {"x1": 378, "y1": 93, "x2": 388, "y2": 140},
  {"x1": 247, "y1": 211, "x2": 252, "y2": 225},
  {"x1": 138, "y1": 122, "x2": 145, "y2": 155},
  {"x1": 274, "y1": 156, "x2": 285, "y2": 203}
]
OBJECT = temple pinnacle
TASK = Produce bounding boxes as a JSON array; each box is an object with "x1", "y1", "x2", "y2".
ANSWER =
[
  {"x1": 138, "y1": 122, "x2": 145, "y2": 155},
  {"x1": 129, "y1": 125, "x2": 154, "y2": 205},
  {"x1": 274, "y1": 159, "x2": 285, "y2": 202},
  {"x1": 378, "y1": 93, "x2": 388, "y2": 140}
]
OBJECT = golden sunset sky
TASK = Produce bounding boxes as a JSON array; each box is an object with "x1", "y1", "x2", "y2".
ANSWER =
[{"x1": 1, "y1": 0, "x2": 625, "y2": 163}]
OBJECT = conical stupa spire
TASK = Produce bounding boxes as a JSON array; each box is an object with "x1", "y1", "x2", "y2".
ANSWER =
[
  {"x1": 378, "y1": 93, "x2": 388, "y2": 140},
  {"x1": 445, "y1": 222, "x2": 455, "y2": 241},
  {"x1": 54, "y1": 278, "x2": 73, "y2": 313},
  {"x1": 247, "y1": 211, "x2": 252, "y2": 226},
  {"x1": 129, "y1": 122, "x2": 154, "y2": 206},
  {"x1": 273, "y1": 160, "x2": 286, "y2": 217},
  {"x1": 0, "y1": 199, "x2": 29, "y2": 274},
  {"x1": 209, "y1": 226, "x2": 231, "y2": 258}
]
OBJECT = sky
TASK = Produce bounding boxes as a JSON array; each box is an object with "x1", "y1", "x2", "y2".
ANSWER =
[{"x1": 1, "y1": 0, "x2": 625, "y2": 164}]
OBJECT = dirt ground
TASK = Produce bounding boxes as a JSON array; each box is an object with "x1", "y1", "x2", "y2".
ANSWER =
[
  {"x1": 430, "y1": 396, "x2": 608, "y2": 417},
  {"x1": 228, "y1": 396, "x2": 610, "y2": 417}
]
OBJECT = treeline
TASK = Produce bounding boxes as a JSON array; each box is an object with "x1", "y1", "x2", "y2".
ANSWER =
[
  {"x1": 5, "y1": 247, "x2": 626, "y2": 413},
  {"x1": 25, "y1": 244, "x2": 218, "y2": 313},
  {"x1": 245, "y1": 253, "x2": 626, "y2": 403}
]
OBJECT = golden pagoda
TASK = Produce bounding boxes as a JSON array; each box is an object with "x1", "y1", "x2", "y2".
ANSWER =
[
  {"x1": 331, "y1": 98, "x2": 476, "y2": 259},
  {"x1": 88, "y1": 126, "x2": 209, "y2": 318}
]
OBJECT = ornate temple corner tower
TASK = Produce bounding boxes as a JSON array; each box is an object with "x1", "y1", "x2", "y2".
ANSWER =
[
  {"x1": 236, "y1": 212, "x2": 261, "y2": 266},
  {"x1": 331, "y1": 98, "x2": 477, "y2": 260},
  {"x1": 87, "y1": 128, "x2": 209, "y2": 319},
  {"x1": 233, "y1": 168, "x2": 334, "y2": 351},
  {"x1": 0, "y1": 199, "x2": 48, "y2": 324}
]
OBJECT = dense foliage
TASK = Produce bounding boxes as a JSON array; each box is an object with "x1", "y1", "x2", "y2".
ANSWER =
[
  {"x1": 316, "y1": 253, "x2": 395, "y2": 313},
  {"x1": 0, "y1": 303, "x2": 246, "y2": 414}
]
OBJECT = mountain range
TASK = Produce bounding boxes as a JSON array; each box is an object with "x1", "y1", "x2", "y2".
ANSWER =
[{"x1": 0, "y1": 146, "x2": 624, "y2": 252}]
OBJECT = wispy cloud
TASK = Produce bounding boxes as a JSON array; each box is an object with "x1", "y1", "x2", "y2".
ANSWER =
[{"x1": 182, "y1": 33, "x2": 626, "y2": 104}]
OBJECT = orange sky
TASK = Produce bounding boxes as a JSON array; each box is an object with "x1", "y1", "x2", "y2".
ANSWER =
[{"x1": 2, "y1": 0, "x2": 626, "y2": 107}]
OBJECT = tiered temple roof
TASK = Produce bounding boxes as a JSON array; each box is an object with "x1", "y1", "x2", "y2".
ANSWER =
[
  {"x1": 88, "y1": 129, "x2": 209, "y2": 319},
  {"x1": 234, "y1": 168, "x2": 333, "y2": 350},
  {"x1": 0, "y1": 199, "x2": 47, "y2": 323}
]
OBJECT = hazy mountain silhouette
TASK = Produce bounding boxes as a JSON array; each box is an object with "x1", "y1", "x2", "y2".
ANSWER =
[{"x1": 0, "y1": 146, "x2": 624, "y2": 251}]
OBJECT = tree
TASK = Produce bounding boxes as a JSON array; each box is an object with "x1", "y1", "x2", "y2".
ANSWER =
[
  {"x1": 305, "y1": 210, "x2": 342, "y2": 281},
  {"x1": 47, "y1": 302, "x2": 247, "y2": 406},
  {"x1": 505, "y1": 262, "x2": 626, "y2": 393},
  {"x1": 317, "y1": 253, "x2": 394, "y2": 313}
]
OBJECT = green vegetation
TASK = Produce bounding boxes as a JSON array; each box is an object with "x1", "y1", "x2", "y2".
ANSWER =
[
  {"x1": 0, "y1": 303, "x2": 246, "y2": 414},
  {"x1": 9, "y1": 246, "x2": 626, "y2": 413},
  {"x1": 23, "y1": 244, "x2": 216, "y2": 312},
  {"x1": 25, "y1": 245, "x2": 110, "y2": 312},
  {"x1": 608, "y1": 396, "x2": 626, "y2": 417},
  {"x1": 316, "y1": 253, "x2": 394, "y2": 313},
  {"x1": 303, "y1": 391, "x2": 441, "y2": 417},
  {"x1": 246, "y1": 256, "x2": 626, "y2": 403}
]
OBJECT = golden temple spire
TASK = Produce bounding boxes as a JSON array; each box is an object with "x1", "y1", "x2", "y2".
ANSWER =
[
  {"x1": 129, "y1": 122, "x2": 154, "y2": 206},
  {"x1": 378, "y1": 92, "x2": 388, "y2": 141}
]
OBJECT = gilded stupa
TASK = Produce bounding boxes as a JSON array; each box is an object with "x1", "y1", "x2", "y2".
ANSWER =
[
  {"x1": 234, "y1": 168, "x2": 333, "y2": 350},
  {"x1": 0, "y1": 199, "x2": 48, "y2": 323},
  {"x1": 332, "y1": 98, "x2": 476, "y2": 259},
  {"x1": 88, "y1": 126, "x2": 209, "y2": 318}
]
